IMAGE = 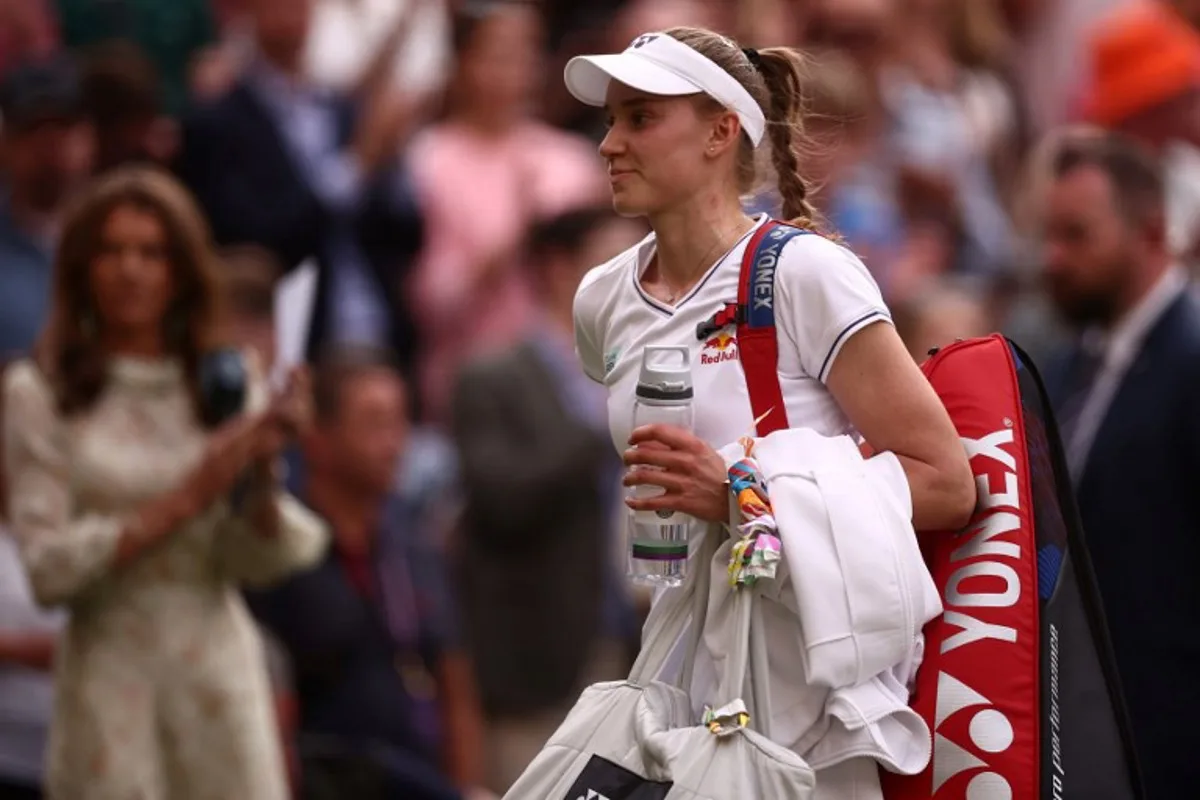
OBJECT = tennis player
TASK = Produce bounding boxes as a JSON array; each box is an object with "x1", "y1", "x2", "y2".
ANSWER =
[{"x1": 566, "y1": 27, "x2": 975, "y2": 798}]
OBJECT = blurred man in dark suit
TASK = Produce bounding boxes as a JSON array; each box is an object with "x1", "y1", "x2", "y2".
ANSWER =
[
  {"x1": 1041, "y1": 131, "x2": 1200, "y2": 798},
  {"x1": 450, "y1": 207, "x2": 644, "y2": 792},
  {"x1": 177, "y1": 0, "x2": 424, "y2": 383}
]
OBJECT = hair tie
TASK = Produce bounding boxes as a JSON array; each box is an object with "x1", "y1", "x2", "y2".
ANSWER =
[{"x1": 742, "y1": 47, "x2": 763, "y2": 70}]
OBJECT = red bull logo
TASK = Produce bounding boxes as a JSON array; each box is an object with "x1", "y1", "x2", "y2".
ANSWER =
[{"x1": 700, "y1": 332, "x2": 738, "y2": 365}]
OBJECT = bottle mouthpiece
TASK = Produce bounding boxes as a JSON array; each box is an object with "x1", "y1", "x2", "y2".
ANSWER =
[{"x1": 636, "y1": 346, "x2": 694, "y2": 400}]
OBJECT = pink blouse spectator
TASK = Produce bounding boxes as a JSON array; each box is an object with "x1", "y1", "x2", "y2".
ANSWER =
[{"x1": 408, "y1": 120, "x2": 605, "y2": 423}]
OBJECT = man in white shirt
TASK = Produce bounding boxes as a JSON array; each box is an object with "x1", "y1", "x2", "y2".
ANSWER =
[{"x1": 1040, "y1": 130, "x2": 1200, "y2": 798}]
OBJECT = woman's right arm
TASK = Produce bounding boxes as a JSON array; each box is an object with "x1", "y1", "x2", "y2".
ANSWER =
[
  {"x1": 3, "y1": 364, "x2": 251, "y2": 607},
  {"x1": 4, "y1": 363, "x2": 133, "y2": 607}
]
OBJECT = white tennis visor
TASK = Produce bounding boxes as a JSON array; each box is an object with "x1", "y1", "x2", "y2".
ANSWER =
[{"x1": 564, "y1": 32, "x2": 767, "y2": 148}]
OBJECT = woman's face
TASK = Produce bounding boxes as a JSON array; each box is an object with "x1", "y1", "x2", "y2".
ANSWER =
[
  {"x1": 89, "y1": 204, "x2": 175, "y2": 338},
  {"x1": 457, "y1": 6, "x2": 542, "y2": 120},
  {"x1": 599, "y1": 82, "x2": 715, "y2": 217}
]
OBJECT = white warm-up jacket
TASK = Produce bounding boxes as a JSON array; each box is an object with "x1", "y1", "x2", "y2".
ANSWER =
[{"x1": 653, "y1": 427, "x2": 942, "y2": 783}]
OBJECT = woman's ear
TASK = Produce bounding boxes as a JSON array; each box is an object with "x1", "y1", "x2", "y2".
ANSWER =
[{"x1": 705, "y1": 109, "x2": 743, "y2": 159}]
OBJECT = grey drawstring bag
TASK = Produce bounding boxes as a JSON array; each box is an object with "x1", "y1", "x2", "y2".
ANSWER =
[{"x1": 501, "y1": 525, "x2": 815, "y2": 799}]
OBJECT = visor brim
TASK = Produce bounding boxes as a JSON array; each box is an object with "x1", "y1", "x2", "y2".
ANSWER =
[{"x1": 564, "y1": 53, "x2": 704, "y2": 107}]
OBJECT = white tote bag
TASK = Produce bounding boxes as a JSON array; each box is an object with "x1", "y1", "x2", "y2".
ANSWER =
[{"x1": 501, "y1": 526, "x2": 816, "y2": 800}]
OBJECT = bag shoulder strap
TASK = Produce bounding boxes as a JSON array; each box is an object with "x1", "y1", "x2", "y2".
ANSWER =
[{"x1": 736, "y1": 219, "x2": 812, "y2": 437}]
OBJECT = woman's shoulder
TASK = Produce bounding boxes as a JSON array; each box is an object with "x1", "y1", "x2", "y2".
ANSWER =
[
  {"x1": 4, "y1": 358, "x2": 52, "y2": 406},
  {"x1": 2, "y1": 358, "x2": 61, "y2": 433},
  {"x1": 773, "y1": 226, "x2": 883, "y2": 295},
  {"x1": 572, "y1": 234, "x2": 652, "y2": 380},
  {"x1": 766, "y1": 225, "x2": 891, "y2": 380},
  {"x1": 775, "y1": 226, "x2": 868, "y2": 268}
]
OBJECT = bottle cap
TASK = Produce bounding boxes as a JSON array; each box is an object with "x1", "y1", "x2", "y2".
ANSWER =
[{"x1": 635, "y1": 346, "x2": 693, "y2": 400}]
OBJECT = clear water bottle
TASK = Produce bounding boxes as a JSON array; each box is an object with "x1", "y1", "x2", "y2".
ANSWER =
[{"x1": 627, "y1": 346, "x2": 695, "y2": 588}]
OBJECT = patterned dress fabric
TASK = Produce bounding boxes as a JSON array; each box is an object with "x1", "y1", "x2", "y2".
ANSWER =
[{"x1": 2, "y1": 356, "x2": 328, "y2": 800}]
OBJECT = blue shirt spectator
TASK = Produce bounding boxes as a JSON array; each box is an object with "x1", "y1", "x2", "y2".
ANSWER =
[
  {"x1": 0, "y1": 56, "x2": 95, "y2": 360},
  {"x1": 0, "y1": 193, "x2": 52, "y2": 360}
]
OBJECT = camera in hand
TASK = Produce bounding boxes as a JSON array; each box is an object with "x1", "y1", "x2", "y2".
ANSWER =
[
  {"x1": 198, "y1": 348, "x2": 247, "y2": 427},
  {"x1": 197, "y1": 348, "x2": 255, "y2": 510}
]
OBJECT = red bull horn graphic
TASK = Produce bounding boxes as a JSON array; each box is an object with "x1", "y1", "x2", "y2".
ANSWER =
[{"x1": 700, "y1": 331, "x2": 738, "y2": 365}]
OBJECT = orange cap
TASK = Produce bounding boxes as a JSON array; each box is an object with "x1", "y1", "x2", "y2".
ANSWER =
[{"x1": 1082, "y1": 1, "x2": 1200, "y2": 125}]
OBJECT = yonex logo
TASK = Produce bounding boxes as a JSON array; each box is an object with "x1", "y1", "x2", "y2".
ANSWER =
[
  {"x1": 752, "y1": 240, "x2": 783, "y2": 311},
  {"x1": 576, "y1": 792, "x2": 611, "y2": 800},
  {"x1": 745, "y1": 225, "x2": 810, "y2": 328},
  {"x1": 931, "y1": 671, "x2": 1015, "y2": 799},
  {"x1": 630, "y1": 34, "x2": 659, "y2": 49}
]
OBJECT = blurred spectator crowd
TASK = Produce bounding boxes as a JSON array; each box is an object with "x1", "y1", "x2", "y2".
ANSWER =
[{"x1": 1, "y1": 0, "x2": 1199, "y2": 797}]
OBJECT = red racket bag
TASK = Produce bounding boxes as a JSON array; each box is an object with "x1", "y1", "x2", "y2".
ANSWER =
[{"x1": 725, "y1": 221, "x2": 1143, "y2": 799}]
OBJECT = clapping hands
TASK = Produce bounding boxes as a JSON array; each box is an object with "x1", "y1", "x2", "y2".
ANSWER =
[{"x1": 181, "y1": 366, "x2": 312, "y2": 514}]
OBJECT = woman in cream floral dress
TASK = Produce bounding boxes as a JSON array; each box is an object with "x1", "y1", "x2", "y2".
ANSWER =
[{"x1": 3, "y1": 167, "x2": 329, "y2": 799}]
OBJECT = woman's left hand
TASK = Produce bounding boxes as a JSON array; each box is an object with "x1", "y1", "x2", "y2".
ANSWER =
[{"x1": 623, "y1": 425, "x2": 730, "y2": 523}]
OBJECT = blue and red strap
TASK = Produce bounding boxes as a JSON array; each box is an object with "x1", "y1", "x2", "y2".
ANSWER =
[{"x1": 736, "y1": 220, "x2": 809, "y2": 437}]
